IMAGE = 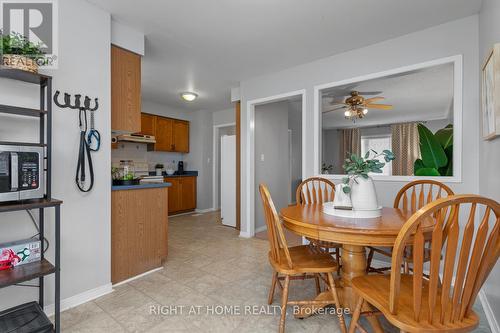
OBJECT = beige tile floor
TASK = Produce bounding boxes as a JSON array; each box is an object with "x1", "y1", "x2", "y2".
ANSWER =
[{"x1": 59, "y1": 211, "x2": 491, "y2": 333}]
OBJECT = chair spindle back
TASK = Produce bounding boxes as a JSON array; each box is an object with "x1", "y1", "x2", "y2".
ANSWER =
[
  {"x1": 389, "y1": 195, "x2": 500, "y2": 326},
  {"x1": 259, "y1": 184, "x2": 293, "y2": 269},
  {"x1": 296, "y1": 177, "x2": 335, "y2": 205},
  {"x1": 394, "y1": 180, "x2": 454, "y2": 213}
]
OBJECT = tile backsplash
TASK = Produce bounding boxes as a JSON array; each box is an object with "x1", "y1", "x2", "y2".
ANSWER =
[{"x1": 112, "y1": 142, "x2": 185, "y2": 170}]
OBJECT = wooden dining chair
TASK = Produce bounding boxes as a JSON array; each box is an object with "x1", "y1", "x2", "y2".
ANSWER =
[
  {"x1": 259, "y1": 184, "x2": 346, "y2": 333},
  {"x1": 349, "y1": 194, "x2": 500, "y2": 333},
  {"x1": 296, "y1": 177, "x2": 342, "y2": 273},
  {"x1": 366, "y1": 180, "x2": 454, "y2": 273}
]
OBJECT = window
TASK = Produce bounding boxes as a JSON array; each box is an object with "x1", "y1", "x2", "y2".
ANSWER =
[{"x1": 361, "y1": 135, "x2": 392, "y2": 176}]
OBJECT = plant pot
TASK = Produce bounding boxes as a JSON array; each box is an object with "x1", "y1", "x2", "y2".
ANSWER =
[
  {"x1": 2, "y1": 54, "x2": 38, "y2": 73},
  {"x1": 350, "y1": 176, "x2": 379, "y2": 210}
]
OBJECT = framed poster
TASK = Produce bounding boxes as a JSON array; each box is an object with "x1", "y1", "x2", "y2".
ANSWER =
[{"x1": 482, "y1": 44, "x2": 500, "y2": 140}]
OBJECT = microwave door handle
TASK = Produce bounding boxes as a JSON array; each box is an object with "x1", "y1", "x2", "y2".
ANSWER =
[{"x1": 11, "y1": 153, "x2": 18, "y2": 190}]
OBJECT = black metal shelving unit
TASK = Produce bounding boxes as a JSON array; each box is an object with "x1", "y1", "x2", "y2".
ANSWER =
[{"x1": 0, "y1": 66, "x2": 61, "y2": 333}]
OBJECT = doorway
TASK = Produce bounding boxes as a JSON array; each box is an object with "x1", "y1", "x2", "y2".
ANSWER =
[
  {"x1": 212, "y1": 123, "x2": 236, "y2": 217},
  {"x1": 253, "y1": 96, "x2": 303, "y2": 241}
]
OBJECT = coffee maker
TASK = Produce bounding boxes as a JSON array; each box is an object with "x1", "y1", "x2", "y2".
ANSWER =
[{"x1": 177, "y1": 161, "x2": 184, "y2": 174}]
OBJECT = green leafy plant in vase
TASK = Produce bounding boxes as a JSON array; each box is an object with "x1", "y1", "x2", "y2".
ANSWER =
[
  {"x1": 414, "y1": 123, "x2": 453, "y2": 176},
  {"x1": 1, "y1": 30, "x2": 45, "y2": 73},
  {"x1": 342, "y1": 150, "x2": 395, "y2": 210}
]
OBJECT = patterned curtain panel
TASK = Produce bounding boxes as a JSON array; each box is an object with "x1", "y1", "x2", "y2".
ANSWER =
[
  {"x1": 391, "y1": 122, "x2": 420, "y2": 176},
  {"x1": 339, "y1": 128, "x2": 361, "y2": 166}
]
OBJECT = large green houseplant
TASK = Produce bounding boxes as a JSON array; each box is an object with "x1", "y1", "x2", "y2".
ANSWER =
[
  {"x1": 1, "y1": 30, "x2": 45, "y2": 73},
  {"x1": 414, "y1": 123, "x2": 453, "y2": 176}
]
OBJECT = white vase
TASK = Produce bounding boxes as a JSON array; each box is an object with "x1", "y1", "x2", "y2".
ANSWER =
[{"x1": 350, "y1": 176, "x2": 379, "y2": 210}]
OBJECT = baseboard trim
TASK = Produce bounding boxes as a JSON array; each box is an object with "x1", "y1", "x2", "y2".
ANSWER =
[
  {"x1": 44, "y1": 283, "x2": 113, "y2": 317},
  {"x1": 195, "y1": 208, "x2": 217, "y2": 214},
  {"x1": 239, "y1": 231, "x2": 252, "y2": 238},
  {"x1": 479, "y1": 290, "x2": 500, "y2": 333},
  {"x1": 255, "y1": 225, "x2": 267, "y2": 233},
  {"x1": 113, "y1": 267, "x2": 163, "y2": 287}
]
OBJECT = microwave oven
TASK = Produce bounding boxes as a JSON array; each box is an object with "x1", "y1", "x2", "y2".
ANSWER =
[{"x1": 0, "y1": 145, "x2": 45, "y2": 202}]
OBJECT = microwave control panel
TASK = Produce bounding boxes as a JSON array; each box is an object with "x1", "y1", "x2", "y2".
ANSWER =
[{"x1": 19, "y1": 152, "x2": 40, "y2": 190}]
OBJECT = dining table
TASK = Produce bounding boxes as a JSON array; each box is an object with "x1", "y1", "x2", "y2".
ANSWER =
[{"x1": 279, "y1": 204, "x2": 435, "y2": 332}]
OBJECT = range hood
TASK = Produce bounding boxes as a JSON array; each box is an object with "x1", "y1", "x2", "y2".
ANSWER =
[{"x1": 116, "y1": 134, "x2": 156, "y2": 144}]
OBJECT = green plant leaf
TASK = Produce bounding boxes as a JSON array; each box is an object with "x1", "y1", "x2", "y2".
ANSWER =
[
  {"x1": 342, "y1": 186, "x2": 351, "y2": 194},
  {"x1": 415, "y1": 167, "x2": 441, "y2": 176},
  {"x1": 417, "y1": 123, "x2": 448, "y2": 169},
  {"x1": 439, "y1": 145, "x2": 453, "y2": 176},
  {"x1": 435, "y1": 126, "x2": 453, "y2": 150},
  {"x1": 414, "y1": 158, "x2": 425, "y2": 174}
]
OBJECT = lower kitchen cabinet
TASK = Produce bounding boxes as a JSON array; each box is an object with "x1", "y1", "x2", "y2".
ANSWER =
[
  {"x1": 111, "y1": 186, "x2": 168, "y2": 284},
  {"x1": 164, "y1": 176, "x2": 197, "y2": 215}
]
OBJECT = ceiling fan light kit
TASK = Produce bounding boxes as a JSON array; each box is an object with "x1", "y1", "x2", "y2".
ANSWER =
[{"x1": 325, "y1": 90, "x2": 393, "y2": 121}]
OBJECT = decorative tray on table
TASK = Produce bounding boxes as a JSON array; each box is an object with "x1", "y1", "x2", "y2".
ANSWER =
[{"x1": 322, "y1": 202, "x2": 382, "y2": 218}]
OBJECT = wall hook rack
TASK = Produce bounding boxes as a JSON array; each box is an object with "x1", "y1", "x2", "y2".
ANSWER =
[{"x1": 53, "y1": 90, "x2": 99, "y2": 111}]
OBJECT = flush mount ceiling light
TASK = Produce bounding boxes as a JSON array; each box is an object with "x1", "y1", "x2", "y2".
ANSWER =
[{"x1": 181, "y1": 92, "x2": 198, "y2": 102}]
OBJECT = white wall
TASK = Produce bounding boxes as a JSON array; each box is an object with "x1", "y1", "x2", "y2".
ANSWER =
[
  {"x1": 0, "y1": 0, "x2": 111, "y2": 311},
  {"x1": 213, "y1": 107, "x2": 235, "y2": 126},
  {"x1": 189, "y1": 110, "x2": 213, "y2": 210},
  {"x1": 240, "y1": 15, "x2": 480, "y2": 237},
  {"x1": 111, "y1": 20, "x2": 145, "y2": 56},
  {"x1": 479, "y1": 0, "x2": 500, "y2": 325}
]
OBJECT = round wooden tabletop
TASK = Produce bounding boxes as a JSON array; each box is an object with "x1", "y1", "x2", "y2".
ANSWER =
[{"x1": 280, "y1": 204, "x2": 434, "y2": 246}]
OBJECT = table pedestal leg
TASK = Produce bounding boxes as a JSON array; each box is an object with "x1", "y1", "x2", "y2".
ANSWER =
[{"x1": 341, "y1": 245, "x2": 383, "y2": 333}]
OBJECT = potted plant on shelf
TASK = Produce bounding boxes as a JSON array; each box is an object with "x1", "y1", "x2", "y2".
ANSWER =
[
  {"x1": 342, "y1": 150, "x2": 395, "y2": 210},
  {"x1": 155, "y1": 163, "x2": 164, "y2": 176},
  {"x1": 1, "y1": 30, "x2": 45, "y2": 73}
]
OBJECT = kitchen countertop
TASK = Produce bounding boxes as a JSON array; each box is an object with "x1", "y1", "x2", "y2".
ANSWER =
[
  {"x1": 150, "y1": 171, "x2": 198, "y2": 177},
  {"x1": 112, "y1": 182, "x2": 172, "y2": 191}
]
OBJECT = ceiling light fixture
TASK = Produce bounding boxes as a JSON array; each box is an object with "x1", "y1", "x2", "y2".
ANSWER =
[{"x1": 181, "y1": 92, "x2": 198, "y2": 102}]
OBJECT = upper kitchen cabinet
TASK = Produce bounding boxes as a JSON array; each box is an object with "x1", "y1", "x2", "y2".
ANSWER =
[
  {"x1": 172, "y1": 120, "x2": 189, "y2": 153},
  {"x1": 151, "y1": 116, "x2": 190, "y2": 153},
  {"x1": 111, "y1": 45, "x2": 141, "y2": 133},
  {"x1": 155, "y1": 117, "x2": 174, "y2": 151},
  {"x1": 140, "y1": 113, "x2": 156, "y2": 136}
]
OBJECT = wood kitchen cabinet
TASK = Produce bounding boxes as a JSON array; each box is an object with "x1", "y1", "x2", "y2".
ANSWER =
[
  {"x1": 172, "y1": 120, "x2": 189, "y2": 153},
  {"x1": 111, "y1": 45, "x2": 141, "y2": 132},
  {"x1": 164, "y1": 176, "x2": 197, "y2": 215},
  {"x1": 142, "y1": 114, "x2": 190, "y2": 153},
  {"x1": 112, "y1": 187, "x2": 168, "y2": 284},
  {"x1": 140, "y1": 113, "x2": 156, "y2": 136},
  {"x1": 155, "y1": 117, "x2": 174, "y2": 151}
]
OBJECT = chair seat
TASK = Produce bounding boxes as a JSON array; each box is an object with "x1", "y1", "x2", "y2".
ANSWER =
[
  {"x1": 351, "y1": 274, "x2": 479, "y2": 333},
  {"x1": 269, "y1": 245, "x2": 338, "y2": 274},
  {"x1": 306, "y1": 237, "x2": 341, "y2": 249}
]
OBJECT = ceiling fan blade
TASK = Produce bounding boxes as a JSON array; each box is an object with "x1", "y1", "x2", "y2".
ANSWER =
[
  {"x1": 357, "y1": 91, "x2": 383, "y2": 96},
  {"x1": 365, "y1": 104, "x2": 393, "y2": 110},
  {"x1": 323, "y1": 106, "x2": 347, "y2": 113},
  {"x1": 364, "y1": 97, "x2": 385, "y2": 103}
]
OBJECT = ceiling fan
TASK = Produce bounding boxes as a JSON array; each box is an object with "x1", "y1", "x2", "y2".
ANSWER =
[{"x1": 323, "y1": 91, "x2": 393, "y2": 121}]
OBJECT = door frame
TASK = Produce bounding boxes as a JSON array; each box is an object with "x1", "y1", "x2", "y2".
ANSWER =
[
  {"x1": 212, "y1": 122, "x2": 236, "y2": 210},
  {"x1": 244, "y1": 89, "x2": 306, "y2": 238}
]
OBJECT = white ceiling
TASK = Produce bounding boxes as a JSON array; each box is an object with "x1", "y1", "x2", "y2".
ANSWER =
[
  {"x1": 87, "y1": 0, "x2": 481, "y2": 111},
  {"x1": 321, "y1": 62, "x2": 454, "y2": 129}
]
